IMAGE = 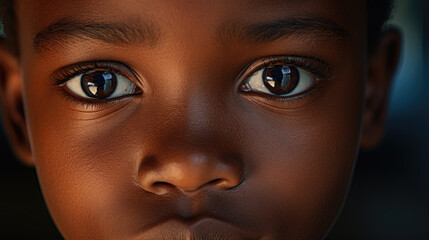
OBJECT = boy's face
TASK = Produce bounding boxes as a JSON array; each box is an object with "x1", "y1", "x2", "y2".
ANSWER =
[{"x1": 11, "y1": 0, "x2": 372, "y2": 239}]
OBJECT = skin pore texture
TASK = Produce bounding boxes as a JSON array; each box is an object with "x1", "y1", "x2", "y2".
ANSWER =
[{"x1": 0, "y1": 0, "x2": 401, "y2": 239}]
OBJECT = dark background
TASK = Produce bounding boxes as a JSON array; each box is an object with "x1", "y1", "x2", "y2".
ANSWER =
[{"x1": 1, "y1": 0, "x2": 428, "y2": 239}]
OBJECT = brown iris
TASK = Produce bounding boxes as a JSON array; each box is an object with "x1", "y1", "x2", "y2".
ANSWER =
[
  {"x1": 263, "y1": 65, "x2": 299, "y2": 95},
  {"x1": 81, "y1": 71, "x2": 118, "y2": 99}
]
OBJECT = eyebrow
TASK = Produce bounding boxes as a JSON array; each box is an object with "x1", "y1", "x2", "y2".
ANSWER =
[
  {"x1": 33, "y1": 16, "x2": 346, "y2": 55},
  {"x1": 216, "y1": 17, "x2": 347, "y2": 45},
  {"x1": 33, "y1": 18, "x2": 159, "y2": 55}
]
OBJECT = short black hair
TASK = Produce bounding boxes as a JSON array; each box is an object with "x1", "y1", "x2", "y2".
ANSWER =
[{"x1": 0, "y1": 0, "x2": 393, "y2": 56}]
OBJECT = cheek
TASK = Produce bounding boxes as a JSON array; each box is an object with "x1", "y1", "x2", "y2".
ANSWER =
[
  {"x1": 24, "y1": 82, "x2": 147, "y2": 238},
  {"x1": 236, "y1": 63, "x2": 365, "y2": 237}
]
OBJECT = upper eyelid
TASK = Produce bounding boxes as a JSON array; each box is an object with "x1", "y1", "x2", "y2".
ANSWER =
[
  {"x1": 237, "y1": 55, "x2": 333, "y2": 83},
  {"x1": 49, "y1": 60, "x2": 142, "y2": 87}
]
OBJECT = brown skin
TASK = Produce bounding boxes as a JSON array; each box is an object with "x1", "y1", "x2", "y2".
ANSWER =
[{"x1": 0, "y1": 0, "x2": 400, "y2": 239}]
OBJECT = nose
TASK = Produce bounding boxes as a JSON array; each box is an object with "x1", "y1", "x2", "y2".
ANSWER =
[{"x1": 138, "y1": 151, "x2": 243, "y2": 195}]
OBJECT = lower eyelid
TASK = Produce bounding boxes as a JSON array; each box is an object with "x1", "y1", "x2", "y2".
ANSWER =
[
  {"x1": 240, "y1": 80, "x2": 324, "y2": 112},
  {"x1": 269, "y1": 83, "x2": 321, "y2": 102},
  {"x1": 58, "y1": 87, "x2": 141, "y2": 112},
  {"x1": 244, "y1": 83, "x2": 319, "y2": 101},
  {"x1": 65, "y1": 100, "x2": 138, "y2": 121}
]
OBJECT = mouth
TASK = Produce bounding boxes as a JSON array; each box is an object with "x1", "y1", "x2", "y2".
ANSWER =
[{"x1": 135, "y1": 217, "x2": 260, "y2": 240}]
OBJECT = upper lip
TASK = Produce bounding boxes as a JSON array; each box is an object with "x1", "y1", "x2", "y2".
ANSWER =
[{"x1": 134, "y1": 216, "x2": 260, "y2": 240}]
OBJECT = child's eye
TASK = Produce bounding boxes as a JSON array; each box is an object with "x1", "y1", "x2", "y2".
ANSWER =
[
  {"x1": 240, "y1": 64, "x2": 315, "y2": 97},
  {"x1": 65, "y1": 71, "x2": 138, "y2": 99},
  {"x1": 238, "y1": 56, "x2": 332, "y2": 101},
  {"x1": 50, "y1": 61, "x2": 143, "y2": 104}
]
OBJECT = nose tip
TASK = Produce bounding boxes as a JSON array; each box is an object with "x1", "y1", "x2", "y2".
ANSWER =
[{"x1": 138, "y1": 153, "x2": 243, "y2": 195}]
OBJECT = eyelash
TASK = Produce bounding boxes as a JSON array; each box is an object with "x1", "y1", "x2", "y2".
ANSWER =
[
  {"x1": 237, "y1": 55, "x2": 332, "y2": 103},
  {"x1": 241, "y1": 55, "x2": 331, "y2": 79},
  {"x1": 51, "y1": 61, "x2": 139, "y2": 85},
  {"x1": 51, "y1": 56, "x2": 331, "y2": 108},
  {"x1": 50, "y1": 61, "x2": 141, "y2": 107}
]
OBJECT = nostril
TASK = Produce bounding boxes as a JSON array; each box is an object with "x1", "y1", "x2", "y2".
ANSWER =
[
  {"x1": 207, "y1": 178, "x2": 223, "y2": 185},
  {"x1": 138, "y1": 153, "x2": 244, "y2": 195},
  {"x1": 206, "y1": 178, "x2": 233, "y2": 190},
  {"x1": 152, "y1": 181, "x2": 173, "y2": 188},
  {"x1": 152, "y1": 179, "x2": 229, "y2": 194}
]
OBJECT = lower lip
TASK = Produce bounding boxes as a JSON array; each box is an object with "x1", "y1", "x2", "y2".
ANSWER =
[{"x1": 135, "y1": 218, "x2": 258, "y2": 240}]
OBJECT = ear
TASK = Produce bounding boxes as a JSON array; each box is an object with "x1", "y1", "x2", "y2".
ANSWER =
[
  {"x1": 0, "y1": 41, "x2": 33, "y2": 166},
  {"x1": 360, "y1": 28, "x2": 402, "y2": 149}
]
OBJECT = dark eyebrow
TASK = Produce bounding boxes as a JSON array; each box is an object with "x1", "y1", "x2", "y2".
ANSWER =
[
  {"x1": 216, "y1": 17, "x2": 347, "y2": 45},
  {"x1": 33, "y1": 18, "x2": 159, "y2": 55}
]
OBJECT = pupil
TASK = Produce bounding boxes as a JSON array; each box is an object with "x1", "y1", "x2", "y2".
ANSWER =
[
  {"x1": 270, "y1": 67, "x2": 285, "y2": 82},
  {"x1": 263, "y1": 65, "x2": 299, "y2": 95},
  {"x1": 81, "y1": 71, "x2": 117, "y2": 99}
]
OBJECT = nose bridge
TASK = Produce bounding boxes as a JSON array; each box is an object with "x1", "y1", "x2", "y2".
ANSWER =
[
  {"x1": 155, "y1": 57, "x2": 229, "y2": 146},
  {"x1": 184, "y1": 88, "x2": 221, "y2": 137},
  {"x1": 137, "y1": 63, "x2": 243, "y2": 195}
]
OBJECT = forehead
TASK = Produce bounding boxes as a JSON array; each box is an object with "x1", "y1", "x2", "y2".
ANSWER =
[
  {"x1": 18, "y1": 0, "x2": 363, "y2": 16},
  {"x1": 17, "y1": 0, "x2": 363, "y2": 18},
  {"x1": 16, "y1": 0, "x2": 365, "y2": 44}
]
